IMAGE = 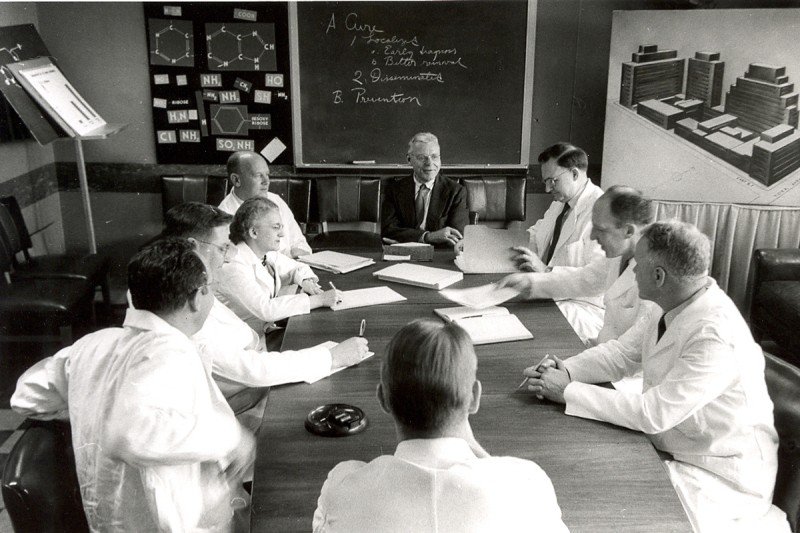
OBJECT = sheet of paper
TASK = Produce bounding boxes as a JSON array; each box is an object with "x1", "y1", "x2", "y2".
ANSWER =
[
  {"x1": 440, "y1": 283, "x2": 519, "y2": 309},
  {"x1": 331, "y1": 286, "x2": 406, "y2": 311},
  {"x1": 458, "y1": 225, "x2": 529, "y2": 273},
  {"x1": 383, "y1": 254, "x2": 411, "y2": 261},
  {"x1": 304, "y1": 341, "x2": 375, "y2": 384},
  {"x1": 261, "y1": 136, "x2": 287, "y2": 163}
]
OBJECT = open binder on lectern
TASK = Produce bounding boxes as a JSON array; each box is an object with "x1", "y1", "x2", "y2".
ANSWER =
[{"x1": 6, "y1": 56, "x2": 108, "y2": 137}]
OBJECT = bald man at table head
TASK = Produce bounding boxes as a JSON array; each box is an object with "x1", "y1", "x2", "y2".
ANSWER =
[
  {"x1": 380, "y1": 132, "x2": 469, "y2": 248},
  {"x1": 218, "y1": 150, "x2": 312, "y2": 258},
  {"x1": 312, "y1": 319, "x2": 568, "y2": 533}
]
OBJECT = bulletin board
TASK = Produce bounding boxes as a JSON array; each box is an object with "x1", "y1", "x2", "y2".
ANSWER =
[{"x1": 144, "y1": 3, "x2": 293, "y2": 165}]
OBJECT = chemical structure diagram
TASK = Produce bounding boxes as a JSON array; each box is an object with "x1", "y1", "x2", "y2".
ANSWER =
[
  {"x1": 205, "y1": 22, "x2": 276, "y2": 72},
  {"x1": 0, "y1": 43, "x2": 22, "y2": 62},
  {"x1": 148, "y1": 19, "x2": 194, "y2": 67},
  {"x1": 210, "y1": 104, "x2": 271, "y2": 135}
]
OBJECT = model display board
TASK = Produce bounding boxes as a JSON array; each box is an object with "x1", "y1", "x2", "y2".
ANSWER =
[
  {"x1": 144, "y1": 3, "x2": 292, "y2": 164},
  {"x1": 603, "y1": 9, "x2": 800, "y2": 206}
]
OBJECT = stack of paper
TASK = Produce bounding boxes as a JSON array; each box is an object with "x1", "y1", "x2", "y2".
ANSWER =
[
  {"x1": 456, "y1": 225, "x2": 529, "y2": 273},
  {"x1": 385, "y1": 242, "x2": 434, "y2": 261},
  {"x1": 434, "y1": 306, "x2": 533, "y2": 345},
  {"x1": 331, "y1": 286, "x2": 406, "y2": 311},
  {"x1": 439, "y1": 283, "x2": 519, "y2": 308},
  {"x1": 298, "y1": 251, "x2": 374, "y2": 274},
  {"x1": 373, "y1": 263, "x2": 463, "y2": 290}
]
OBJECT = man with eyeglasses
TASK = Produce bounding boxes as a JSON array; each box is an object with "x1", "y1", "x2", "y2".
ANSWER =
[
  {"x1": 219, "y1": 150, "x2": 312, "y2": 258},
  {"x1": 381, "y1": 132, "x2": 468, "y2": 247},
  {"x1": 161, "y1": 202, "x2": 369, "y2": 432},
  {"x1": 12, "y1": 239, "x2": 255, "y2": 531}
]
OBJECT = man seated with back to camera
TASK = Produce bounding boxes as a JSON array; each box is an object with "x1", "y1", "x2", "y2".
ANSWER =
[
  {"x1": 313, "y1": 319, "x2": 568, "y2": 532},
  {"x1": 12, "y1": 239, "x2": 254, "y2": 532},
  {"x1": 162, "y1": 202, "x2": 369, "y2": 432},
  {"x1": 522, "y1": 221, "x2": 789, "y2": 532},
  {"x1": 218, "y1": 150, "x2": 312, "y2": 258},
  {"x1": 381, "y1": 132, "x2": 469, "y2": 248},
  {"x1": 500, "y1": 186, "x2": 657, "y2": 345}
]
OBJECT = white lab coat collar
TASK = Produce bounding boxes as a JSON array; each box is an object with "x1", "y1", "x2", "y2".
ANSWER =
[
  {"x1": 123, "y1": 308, "x2": 185, "y2": 338},
  {"x1": 395, "y1": 437, "x2": 476, "y2": 468}
]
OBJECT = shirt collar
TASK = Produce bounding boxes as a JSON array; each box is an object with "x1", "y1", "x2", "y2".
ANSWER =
[
  {"x1": 123, "y1": 308, "x2": 185, "y2": 337},
  {"x1": 565, "y1": 179, "x2": 589, "y2": 210},
  {"x1": 394, "y1": 437, "x2": 476, "y2": 467},
  {"x1": 663, "y1": 277, "x2": 712, "y2": 328},
  {"x1": 231, "y1": 189, "x2": 245, "y2": 205},
  {"x1": 413, "y1": 176, "x2": 435, "y2": 191}
]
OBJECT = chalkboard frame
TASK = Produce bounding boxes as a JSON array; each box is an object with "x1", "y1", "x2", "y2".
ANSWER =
[{"x1": 288, "y1": 0, "x2": 537, "y2": 170}]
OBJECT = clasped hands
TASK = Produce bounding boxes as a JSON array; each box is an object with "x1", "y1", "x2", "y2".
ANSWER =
[
  {"x1": 520, "y1": 356, "x2": 570, "y2": 404},
  {"x1": 425, "y1": 226, "x2": 462, "y2": 247}
]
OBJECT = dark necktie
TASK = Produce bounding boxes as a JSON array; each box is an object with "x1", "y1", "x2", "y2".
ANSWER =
[
  {"x1": 262, "y1": 255, "x2": 277, "y2": 294},
  {"x1": 543, "y1": 202, "x2": 571, "y2": 265},
  {"x1": 415, "y1": 185, "x2": 430, "y2": 228},
  {"x1": 657, "y1": 315, "x2": 667, "y2": 342}
]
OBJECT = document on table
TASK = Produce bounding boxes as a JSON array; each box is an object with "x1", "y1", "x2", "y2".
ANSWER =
[
  {"x1": 304, "y1": 341, "x2": 375, "y2": 384},
  {"x1": 331, "y1": 286, "x2": 406, "y2": 311},
  {"x1": 440, "y1": 283, "x2": 519, "y2": 309},
  {"x1": 456, "y1": 226, "x2": 529, "y2": 273},
  {"x1": 454, "y1": 314, "x2": 533, "y2": 345}
]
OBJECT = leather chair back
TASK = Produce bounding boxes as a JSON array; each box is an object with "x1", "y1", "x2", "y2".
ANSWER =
[
  {"x1": 269, "y1": 178, "x2": 312, "y2": 224},
  {"x1": 314, "y1": 177, "x2": 381, "y2": 224},
  {"x1": 460, "y1": 176, "x2": 526, "y2": 224},
  {"x1": 765, "y1": 351, "x2": 800, "y2": 532},
  {"x1": 161, "y1": 175, "x2": 229, "y2": 216},
  {"x1": 0, "y1": 196, "x2": 32, "y2": 252},
  {"x1": 1, "y1": 420, "x2": 89, "y2": 532}
]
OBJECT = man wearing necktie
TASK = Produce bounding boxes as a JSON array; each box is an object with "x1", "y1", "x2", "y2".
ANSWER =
[
  {"x1": 523, "y1": 221, "x2": 789, "y2": 533},
  {"x1": 513, "y1": 143, "x2": 604, "y2": 274},
  {"x1": 381, "y1": 132, "x2": 468, "y2": 248}
]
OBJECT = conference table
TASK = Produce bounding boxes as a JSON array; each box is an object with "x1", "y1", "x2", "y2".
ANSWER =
[{"x1": 251, "y1": 250, "x2": 691, "y2": 532}]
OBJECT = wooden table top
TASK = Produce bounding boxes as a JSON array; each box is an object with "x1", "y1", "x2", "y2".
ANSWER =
[{"x1": 251, "y1": 251, "x2": 690, "y2": 532}]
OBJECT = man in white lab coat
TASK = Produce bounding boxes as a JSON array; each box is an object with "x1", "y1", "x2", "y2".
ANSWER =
[
  {"x1": 522, "y1": 221, "x2": 789, "y2": 532},
  {"x1": 313, "y1": 319, "x2": 568, "y2": 532},
  {"x1": 12, "y1": 239, "x2": 254, "y2": 532},
  {"x1": 162, "y1": 202, "x2": 368, "y2": 432},
  {"x1": 501, "y1": 186, "x2": 656, "y2": 344},
  {"x1": 218, "y1": 150, "x2": 312, "y2": 258},
  {"x1": 513, "y1": 143, "x2": 605, "y2": 338}
]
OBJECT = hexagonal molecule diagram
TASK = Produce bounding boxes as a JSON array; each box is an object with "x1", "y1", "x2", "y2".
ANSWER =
[
  {"x1": 205, "y1": 23, "x2": 276, "y2": 72},
  {"x1": 148, "y1": 19, "x2": 194, "y2": 67}
]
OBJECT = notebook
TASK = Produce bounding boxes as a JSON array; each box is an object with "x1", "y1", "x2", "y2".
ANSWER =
[
  {"x1": 298, "y1": 251, "x2": 375, "y2": 274},
  {"x1": 434, "y1": 307, "x2": 533, "y2": 345},
  {"x1": 331, "y1": 286, "x2": 407, "y2": 311},
  {"x1": 373, "y1": 263, "x2": 463, "y2": 290},
  {"x1": 304, "y1": 341, "x2": 376, "y2": 384},
  {"x1": 439, "y1": 283, "x2": 520, "y2": 309}
]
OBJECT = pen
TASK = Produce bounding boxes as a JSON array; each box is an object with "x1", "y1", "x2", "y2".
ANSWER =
[
  {"x1": 518, "y1": 353, "x2": 551, "y2": 389},
  {"x1": 329, "y1": 281, "x2": 337, "y2": 291},
  {"x1": 359, "y1": 319, "x2": 366, "y2": 337}
]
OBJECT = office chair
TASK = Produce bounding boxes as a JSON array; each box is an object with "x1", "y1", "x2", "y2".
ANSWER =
[
  {"x1": 268, "y1": 177, "x2": 312, "y2": 233},
  {"x1": 309, "y1": 176, "x2": 383, "y2": 251},
  {"x1": 764, "y1": 350, "x2": 800, "y2": 532},
  {"x1": 459, "y1": 176, "x2": 527, "y2": 225},
  {"x1": 160, "y1": 175, "x2": 229, "y2": 216},
  {"x1": 2, "y1": 419, "x2": 90, "y2": 532}
]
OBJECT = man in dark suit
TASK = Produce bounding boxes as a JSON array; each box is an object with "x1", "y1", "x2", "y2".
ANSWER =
[{"x1": 381, "y1": 132, "x2": 468, "y2": 247}]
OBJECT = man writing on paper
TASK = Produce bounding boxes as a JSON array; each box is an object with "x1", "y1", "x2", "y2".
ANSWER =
[
  {"x1": 12, "y1": 239, "x2": 254, "y2": 532},
  {"x1": 381, "y1": 132, "x2": 469, "y2": 248},
  {"x1": 162, "y1": 202, "x2": 368, "y2": 432},
  {"x1": 522, "y1": 221, "x2": 789, "y2": 532},
  {"x1": 313, "y1": 319, "x2": 567, "y2": 532},
  {"x1": 500, "y1": 186, "x2": 656, "y2": 344},
  {"x1": 219, "y1": 150, "x2": 312, "y2": 258}
]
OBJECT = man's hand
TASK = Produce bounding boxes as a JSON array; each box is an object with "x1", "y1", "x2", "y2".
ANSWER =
[
  {"x1": 292, "y1": 246, "x2": 311, "y2": 258},
  {"x1": 224, "y1": 429, "x2": 255, "y2": 483},
  {"x1": 497, "y1": 273, "x2": 535, "y2": 295},
  {"x1": 511, "y1": 246, "x2": 548, "y2": 272},
  {"x1": 425, "y1": 226, "x2": 463, "y2": 246},
  {"x1": 330, "y1": 336, "x2": 370, "y2": 368},
  {"x1": 310, "y1": 288, "x2": 342, "y2": 309},
  {"x1": 300, "y1": 278, "x2": 323, "y2": 295},
  {"x1": 522, "y1": 356, "x2": 569, "y2": 403}
]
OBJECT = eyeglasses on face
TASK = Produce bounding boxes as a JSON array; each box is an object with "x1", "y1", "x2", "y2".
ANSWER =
[
  {"x1": 197, "y1": 239, "x2": 235, "y2": 261},
  {"x1": 410, "y1": 153, "x2": 441, "y2": 163},
  {"x1": 543, "y1": 168, "x2": 572, "y2": 187}
]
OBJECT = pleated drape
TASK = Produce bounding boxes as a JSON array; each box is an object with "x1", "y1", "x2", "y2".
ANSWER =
[{"x1": 653, "y1": 201, "x2": 800, "y2": 316}]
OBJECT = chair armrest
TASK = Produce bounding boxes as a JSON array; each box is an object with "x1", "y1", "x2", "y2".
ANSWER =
[{"x1": 754, "y1": 249, "x2": 800, "y2": 283}]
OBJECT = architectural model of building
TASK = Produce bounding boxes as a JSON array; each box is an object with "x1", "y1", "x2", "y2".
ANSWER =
[{"x1": 621, "y1": 45, "x2": 800, "y2": 186}]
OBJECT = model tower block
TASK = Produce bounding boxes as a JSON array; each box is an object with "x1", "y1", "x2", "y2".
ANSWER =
[
  {"x1": 686, "y1": 52, "x2": 725, "y2": 107},
  {"x1": 620, "y1": 45, "x2": 685, "y2": 108}
]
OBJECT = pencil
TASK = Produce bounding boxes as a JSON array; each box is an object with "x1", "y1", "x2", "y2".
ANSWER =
[{"x1": 518, "y1": 353, "x2": 551, "y2": 389}]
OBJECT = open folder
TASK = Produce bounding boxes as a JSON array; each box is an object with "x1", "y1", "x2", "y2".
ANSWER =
[
  {"x1": 434, "y1": 306, "x2": 533, "y2": 345},
  {"x1": 331, "y1": 286, "x2": 406, "y2": 311}
]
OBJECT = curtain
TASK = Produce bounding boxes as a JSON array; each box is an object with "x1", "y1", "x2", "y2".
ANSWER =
[{"x1": 653, "y1": 201, "x2": 800, "y2": 316}]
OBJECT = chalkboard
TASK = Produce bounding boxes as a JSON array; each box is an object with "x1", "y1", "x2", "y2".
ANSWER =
[{"x1": 291, "y1": 1, "x2": 534, "y2": 167}]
